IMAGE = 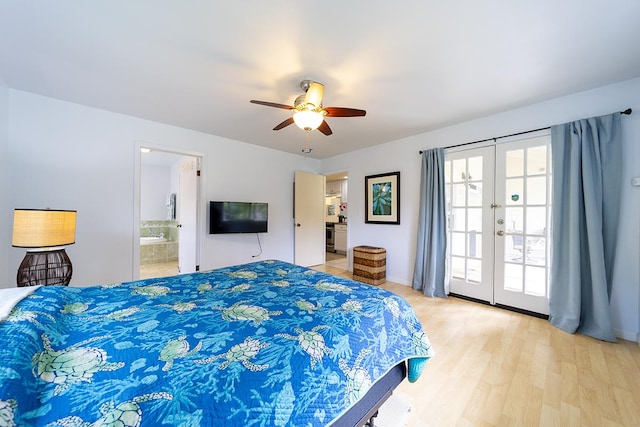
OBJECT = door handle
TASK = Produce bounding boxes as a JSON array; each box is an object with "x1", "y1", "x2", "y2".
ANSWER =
[
  {"x1": 496, "y1": 230, "x2": 504, "y2": 236},
  {"x1": 177, "y1": 224, "x2": 183, "y2": 228},
  {"x1": 296, "y1": 223, "x2": 301, "y2": 227}
]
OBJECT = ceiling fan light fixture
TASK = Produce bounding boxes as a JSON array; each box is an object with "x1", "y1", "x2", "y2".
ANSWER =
[
  {"x1": 293, "y1": 110, "x2": 324, "y2": 131},
  {"x1": 250, "y1": 79, "x2": 364, "y2": 136},
  {"x1": 304, "y1": 82, "x2": 324, "y2": 110}
]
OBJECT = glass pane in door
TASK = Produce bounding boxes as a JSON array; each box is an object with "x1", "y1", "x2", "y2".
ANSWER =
[
  {"x1": 525, "y1": 265, "x2": 546, "y2": 296},
  {"x1": 506, "y1": 149, "x2": 524, "y2": 177},
  {"x1": 504, "y1": 264, "x2": 523, "y2": 292},
  {"x1": 468, "y1": 156, "x2": 483, "y2": 181},
  {"x1": 452, "y1": 159, "x2": 466, "y2": 183},
  {"x1": 467, "y1": 259, "x2": 481, "y2": 283},
  {"x1": 451, "y1": 257, "x2": 465, "y2": 280},
  {"x1": 527, "y1": 176, "x2": 546, "y2": 205}
]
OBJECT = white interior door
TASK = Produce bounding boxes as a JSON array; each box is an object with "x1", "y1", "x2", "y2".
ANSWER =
[
  {"x1": 446, "y1": 135, "x2": 551, "y2": 315},
  {"x1": 178, "y1": 157, "x2": 199, "y2": 274},
  {"x1": 294, "y1": 171, "x2": 325, "y2": 266}
]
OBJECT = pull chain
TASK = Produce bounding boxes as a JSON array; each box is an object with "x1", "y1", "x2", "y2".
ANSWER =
[{"x1": 301, "y1": 130, "x2": 313, "y2": 155}]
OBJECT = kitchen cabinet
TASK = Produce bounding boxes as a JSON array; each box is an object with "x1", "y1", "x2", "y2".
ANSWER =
[
  {"x1": 334, "y1": 223, "x2": 347, "y2": 253},
  {"x1": 326, "y1": 180, "x2": 341, "y2": 196},
  {"x1": 340, "y1": 179, "x2": 348, "y2": 202}
]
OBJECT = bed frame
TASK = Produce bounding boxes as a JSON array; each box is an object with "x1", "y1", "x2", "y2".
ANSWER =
[{"x1": 331, "y1": 361, "x2": 406, "y2": 427}]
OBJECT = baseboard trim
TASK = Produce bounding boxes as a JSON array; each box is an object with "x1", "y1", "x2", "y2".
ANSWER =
[{"x1": 386, "y1": 275, "x2": 410, "y2": 287}]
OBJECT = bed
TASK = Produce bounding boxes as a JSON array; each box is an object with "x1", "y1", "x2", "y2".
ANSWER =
[{"x1": 0, "y1": 260, "x2": 433, "y2": 426}]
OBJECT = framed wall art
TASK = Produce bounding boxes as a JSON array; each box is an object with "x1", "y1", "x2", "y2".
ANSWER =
[{"x1": 365, "y1": 171, "x2": 400, "y2": 224}]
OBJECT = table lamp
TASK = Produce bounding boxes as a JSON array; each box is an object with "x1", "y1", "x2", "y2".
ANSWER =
[{"x1": 12, "y1": 208, "x2": 77, "y2": 287}]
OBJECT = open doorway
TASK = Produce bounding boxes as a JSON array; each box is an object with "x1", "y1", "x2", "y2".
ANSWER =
[
  {"x1": 137, "y1": 148, "x2": 200, "y2": 279},
  {"x1": 324, "y1": 171, "x2": 348, "y2": 269}
]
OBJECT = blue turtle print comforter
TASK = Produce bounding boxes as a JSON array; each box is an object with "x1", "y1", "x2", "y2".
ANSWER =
[{"x1": 0, "y1": 260, "x2": 433, "y2": 426}]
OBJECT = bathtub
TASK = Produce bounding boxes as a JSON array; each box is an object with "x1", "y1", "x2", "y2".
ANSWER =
[
  {"x1": 140, "y1": 236, "x2": 168, "y2": 245},
  {"x1": 140, "y1": 235, "x2": 178, "y2": 265}
]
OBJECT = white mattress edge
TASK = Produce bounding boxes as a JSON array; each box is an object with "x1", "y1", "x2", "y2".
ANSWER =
[{"x1": 0, "y1": 286, "x2": 42, "y2": 320}]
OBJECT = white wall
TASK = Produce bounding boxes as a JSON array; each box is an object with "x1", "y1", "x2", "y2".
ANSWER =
[
  {"x1": 4, "y1": 80, "x2": 638, "y2": 340},
  {"x1": 323, "y1": 77, "x2": 640, "y2": 341},
  {"x1": 5, "y1": 90, "x2": 321, "y2": 288},
  {"x1": 0, "y1": 77, "x2": 8, "y2": 284},
  {"x1": 140, "y1": 164, "x2": 172, "y2": 220}
]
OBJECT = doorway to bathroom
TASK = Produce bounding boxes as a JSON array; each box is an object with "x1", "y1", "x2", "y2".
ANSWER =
[{"x1": 137, "y1": 147, "x2": 201, "y2": 279}]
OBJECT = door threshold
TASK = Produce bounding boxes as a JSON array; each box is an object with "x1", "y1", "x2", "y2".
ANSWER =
[{"x1": 448, "y1": 293, "x2": 549, "y2": 320}]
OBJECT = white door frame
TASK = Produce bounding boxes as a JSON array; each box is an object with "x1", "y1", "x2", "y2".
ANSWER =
[{"x1": 133, "y1": 142, "x2": 205, "y2": 279}]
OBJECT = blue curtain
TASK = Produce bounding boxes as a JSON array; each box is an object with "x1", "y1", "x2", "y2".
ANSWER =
[
  {"x1": 412, "y1": 148, "x2": 447, "y2": 297},
  {"x1": 549, "y1": 113, "x2": 622, "y2": 342}
]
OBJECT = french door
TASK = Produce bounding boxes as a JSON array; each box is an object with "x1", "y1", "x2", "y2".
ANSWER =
[
  {"x1": 445, "y1": 135, "x2": 551, "y2": 315},
  {"x1": 446, "y1": 147, "x2": 495, "y2": 302}
]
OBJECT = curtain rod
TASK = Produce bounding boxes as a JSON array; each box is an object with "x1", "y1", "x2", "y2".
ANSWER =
[{"x1": 419, "y1": 108, "x2": 632, "y2": 154}]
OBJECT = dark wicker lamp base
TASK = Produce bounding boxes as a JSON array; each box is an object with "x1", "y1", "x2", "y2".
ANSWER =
[{"x1": 17, "y1": 248, "x2": 72, "y2": 287}]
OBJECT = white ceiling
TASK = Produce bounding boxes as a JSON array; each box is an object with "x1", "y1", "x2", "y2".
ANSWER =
[{"x1": 2, "y1": 1, "x2": 640, "y2": 160}]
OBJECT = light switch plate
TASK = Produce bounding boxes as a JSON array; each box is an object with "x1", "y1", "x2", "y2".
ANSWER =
[{"x1": 632, "y1": 177, "x2": 640, "y2": 186}]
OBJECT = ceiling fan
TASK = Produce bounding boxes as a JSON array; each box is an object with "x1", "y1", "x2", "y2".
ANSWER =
[{"x1": 250, "y1": 79, "x2": 366, "y2": 136}]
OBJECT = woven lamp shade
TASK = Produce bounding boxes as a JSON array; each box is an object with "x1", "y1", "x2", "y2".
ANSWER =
[{"x1": 12, "y1": 209, "x2": 76, "y2": 248}]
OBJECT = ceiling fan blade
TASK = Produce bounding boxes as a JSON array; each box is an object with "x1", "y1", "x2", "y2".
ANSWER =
[
  {"x1": 273, "y1": 117, "x2": 294, "y2": 130},
  {"x1": 250, "y1": 100, "x2": 294, "y2": 110},
  {"x1": 317, "y1": 120, "x2": 333, "y2": 136},
  {"x1": 324, "y1": 107, "x2": 366, "y2": 117}
]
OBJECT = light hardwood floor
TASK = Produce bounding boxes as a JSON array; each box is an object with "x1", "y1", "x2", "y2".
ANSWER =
[{"x1": 315, "y1": 264, "x2": 640, "y2": 427}]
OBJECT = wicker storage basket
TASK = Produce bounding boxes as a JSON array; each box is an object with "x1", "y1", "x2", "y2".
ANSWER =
[{"x1": 352, "y1": 246, "x2": 386, "y2": 285}]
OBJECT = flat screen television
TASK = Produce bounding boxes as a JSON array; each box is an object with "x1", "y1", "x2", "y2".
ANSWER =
[{"x1": 209, "y1": 201, "x2": 268, "y2": 234}]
